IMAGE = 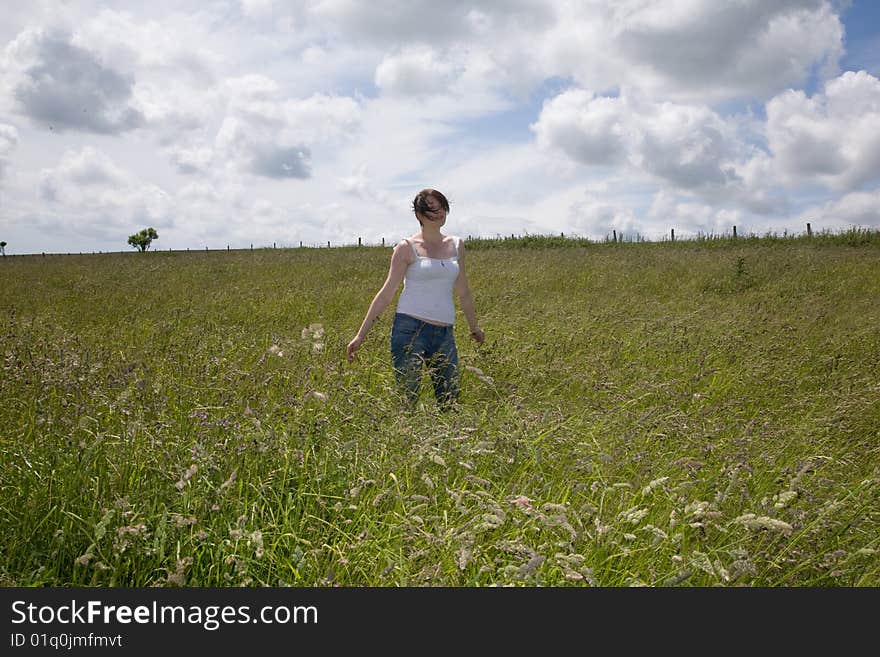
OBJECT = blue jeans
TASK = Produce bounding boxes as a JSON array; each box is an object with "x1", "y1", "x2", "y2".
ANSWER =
[{"x1": 390, "y1": 313, "x2": 460, "y2": 406}]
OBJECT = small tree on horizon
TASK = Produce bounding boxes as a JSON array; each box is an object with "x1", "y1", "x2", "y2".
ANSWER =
[{"x1": 128, "y1": 227, "x2": 158, "y2": 252}]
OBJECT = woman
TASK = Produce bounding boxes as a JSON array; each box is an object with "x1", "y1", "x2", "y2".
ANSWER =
[{"x1": 346, "y1": 189, "x2": 485, "y2": 407}]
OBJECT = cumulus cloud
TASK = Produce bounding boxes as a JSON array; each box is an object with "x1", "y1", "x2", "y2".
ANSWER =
[
  {"x1": 798, "y1": 189, "x2": 880, "y2": 229},
  {"x1": 611, "y1": 0, "x2": 843, "y2": 101},
  {"x1": 169, "y1": 147, "x2": 214, "y2": 175},
  {"x1": 647, "y1": 190, "x2": 742, "y2": 236},
  {"x1": 375, "y1": 47, "x2": 456, "y2": 97},
  {"x1": 309, "y1": 0, "x2": 477, "y2": 44},
  {"x1": 37, "y1": 147, "x2": 173, "y2": 234},
  {"x1": 0, "y1": 124, "x2": 19, "y2": 181},
  {"x1": 216, "y1": 91, "x2": 361, "y2": 179},
  {"x1": 0, "y1": 1, "x2": 871, "y2": 252},
  {"x1": 569, "y1": 197, "x2": 640, "y2": 238},
  {"x1": 8, "y1": 29, "x2": 144, "y2": 134},
  {"x1": 532, "y1": 89, "x2": 748, "y2": 192},
  {"x1": 532, "y1": 90, "x2": 629, "y2": 166},
  {"x1": 766, "y1": 70, "x2": 880, "y2": 191}
]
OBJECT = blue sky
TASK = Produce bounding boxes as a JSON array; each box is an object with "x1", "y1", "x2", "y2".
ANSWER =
[{"x1": 1, "y1": 0, "x2": 879, "y2": 254}]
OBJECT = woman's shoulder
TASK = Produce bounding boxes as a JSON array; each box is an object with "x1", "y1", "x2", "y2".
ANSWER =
[{"x1": 393, "y1": 237, "x2": 417, "y2": 263}]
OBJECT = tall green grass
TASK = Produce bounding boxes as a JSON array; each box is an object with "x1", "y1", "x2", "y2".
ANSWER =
[{"x1": 1, "y1": 231, "x2": 878, "y2": 586}]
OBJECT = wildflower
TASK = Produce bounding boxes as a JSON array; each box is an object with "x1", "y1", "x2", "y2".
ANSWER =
[
  {"x1": 733, "y1": 514, "x2": 793, "y2": 536},
  {"x1": 618, "y1": 507, "x2": 649, "y2": 525},
  {"x1": 476, "y1": 513, "x2": 505, "y2": 531},
  {"x1": 510, "y1": 495, "x2": 533, "y2": 509},
  {"x1": 302, "y1": 323, "x2": 325, "y2": 351},
  {"x1": 465, "y1": 474, "x2": 491, "y2": 488},
  {"x1": 641, "y1": 477, "x2": 669, "y2": 496},
  {"x1": 310, "y1": 391, "x2": 328, "y2": 402},
  {"x1": 643, "y1": 524, "x2": 668, "y2": 545},
  {"x1": 175, "y1": 464, "x2": 198, "y2": 490},
  {"x1": 773, "y1": 490, "x2": 798, "y2": 509},
  {"x1": 251, "y1": 530, "x2": 264, "y2": 558},
  {"x1": 540, "y1": 503, "x2": 567, "y2": 514},
  {"x1": 464, "y1": 364, "x2": 494, "y2": 384},
  {"x1": 166, "y1": 558, "x2": 193, "y2": 586},
  {"x1": 517, "y1": 555, "x2": 544, "y2": 578},
  {"x1": 220, "y1": 470, "x2": 238, "y2": 491}
]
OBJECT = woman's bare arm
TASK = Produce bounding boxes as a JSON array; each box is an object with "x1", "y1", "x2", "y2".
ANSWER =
[
  {"x1": 347, "y1": 241, "x2": 412, "y2": 361},
  {"x1": 454, "y1": 240, "x2": 485, "y2": 343}
]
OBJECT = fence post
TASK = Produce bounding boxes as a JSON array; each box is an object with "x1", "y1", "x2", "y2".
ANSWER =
[
  {"x1": 671, "y1": 228, "x2": 675, "y2": 242},
  {"x1": 273, "y1": 242, "x2": 276, "y2": 249},
  {"x1": 807, "y1": 222, "x2": 812, "y2": 237},
  {"x1": 613, "y1": 229, "x2": 617, "y2": 243},
  {"x1": 733, "y1": 225, "x2": 737, "y2": 239},
  {"x1": 300, "y1": 241, "x2": 303, "y2": 248},
  {"x1": 327, "y1": 241, "x2": 331, "y2": 248},
  {"x1": 382, "y1": 237, "x2": 385, "y2": 247},
  {"x1": 358, "y1": 237, "x2": 362, "y2": 246},
  {"x1": 205, "y1": 246, "x2": 208, "y2": 252}
]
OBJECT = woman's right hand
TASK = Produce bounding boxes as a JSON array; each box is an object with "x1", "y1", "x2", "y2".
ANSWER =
[{"x1": 346, "y1": 335, "x2": 364, "y2": 363}]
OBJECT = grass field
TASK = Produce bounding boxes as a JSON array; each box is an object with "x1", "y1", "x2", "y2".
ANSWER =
[{"x1": 1, "y1": 230, "x2": 878, "y2": 586}]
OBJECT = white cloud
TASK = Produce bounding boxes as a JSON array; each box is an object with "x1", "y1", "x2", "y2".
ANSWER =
[
  {"x1": 647, "y1": 190, "x2": 741, "y2": 237},
  {"x1": 532, "y1": 90, "x2": 629, "y2": 166},
  {"x1": 36, "y1": 147, "x2": 173, "y2": 234},
  {"x1": 766, "y1": 70, "x2": 880, "y2": 191},
  {"x1": 5, "y1": 28, "x2": 144, "y2": 134},
  {"x1": 215, "y1": 92, "x2": 361, "y2": 179},
  {"x1": 0, "y1": 124, "x2": 19, "y2": 181},
  {"x1": 375, "y1": 47, "x2": 456, "y2": 97},
  {"x1": 610, "y1": 0, "x2": 843, "y2": 101},
  {"x1": 0, "y1": 1, "x2": 873, "y2": 252},
  {"x1": 798, "y1": 189, "x2": 880, "y2": 229},
  {"x1": 532, "y1": 89, "x2": 749, "y2": 192}
]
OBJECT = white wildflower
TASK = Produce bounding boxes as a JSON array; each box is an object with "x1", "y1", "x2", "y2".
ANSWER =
[
  {"x1": 773, "y1": 490, "x2": 798, "y2": 509},
  {"x1": 733, "y1": 514, "x2": 793, "y2": 536},
  {"x1": 618, "y1": 507, "x2": 649, "y2": 525},
  {"x1": 641, "y1": 477, "x2": 669, "y2": 495},
  {"x1": 175, "y1": 464, "x2": 198, "y2": 490}
]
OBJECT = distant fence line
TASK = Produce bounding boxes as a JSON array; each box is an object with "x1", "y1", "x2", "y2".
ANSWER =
[{"x1": 5, "y1": 223, "x2": 880, "y2": 257}]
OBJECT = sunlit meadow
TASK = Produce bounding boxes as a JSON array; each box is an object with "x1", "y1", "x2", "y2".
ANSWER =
[{"x1": 1, "y1": 230, "x2": 878, "y2": 586}]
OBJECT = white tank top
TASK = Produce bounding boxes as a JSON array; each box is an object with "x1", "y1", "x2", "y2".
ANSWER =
[{"x1": 395, "y1": 237, "x2": 460, "y2": 325}]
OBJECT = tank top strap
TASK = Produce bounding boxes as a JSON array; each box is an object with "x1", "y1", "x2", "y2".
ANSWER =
[
  {"x1": 402, "y1": 238, "x2": 420, "y2": 259},
  {"x1": 453, "y1": 236, "x2": 460, "y2": 257}
]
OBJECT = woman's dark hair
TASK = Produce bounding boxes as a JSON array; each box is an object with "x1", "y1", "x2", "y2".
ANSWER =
[{"x1": 412, "y1": 189, "x2": 450, "y2": 221}]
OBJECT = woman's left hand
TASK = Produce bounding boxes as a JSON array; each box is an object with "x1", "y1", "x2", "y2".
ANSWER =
[{"x1": 469, "y1": 327, "x2": 485, "y2": 344}]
